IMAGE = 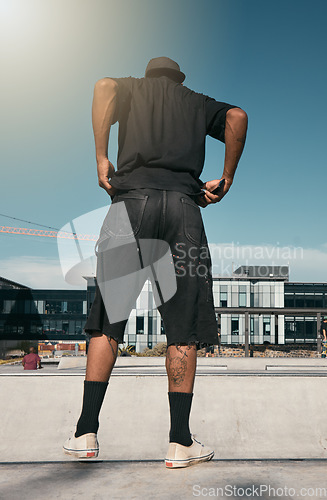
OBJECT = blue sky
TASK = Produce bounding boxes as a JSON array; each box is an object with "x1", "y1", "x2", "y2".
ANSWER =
[{"x1": 1, "y1": 0, "x2": 327, "y2": 288}]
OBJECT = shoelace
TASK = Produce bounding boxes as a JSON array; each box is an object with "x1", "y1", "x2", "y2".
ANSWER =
[{"x1": 192, "y1": 435, "x2": 204, "y2": 447}]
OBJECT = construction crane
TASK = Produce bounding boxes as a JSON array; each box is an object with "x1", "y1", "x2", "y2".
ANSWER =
[{"x1": 0, "y1": 225, "x2": 98, "y2": 241}]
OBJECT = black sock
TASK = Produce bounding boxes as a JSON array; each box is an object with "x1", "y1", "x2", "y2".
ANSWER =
[
  {"x1": 168, "y1": 392, "x2": 193, "y2": 446},
  {"x1": 75, "y1": 381, "x2": 108, "y2": 437}
]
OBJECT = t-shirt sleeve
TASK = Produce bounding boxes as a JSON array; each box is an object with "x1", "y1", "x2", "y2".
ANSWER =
[
  {"x1": 108, "y1": 77, "x2": 133, "y2": 124},
  {"x1": 205, "y1": 97, "x2": 237, "y2": 143}
]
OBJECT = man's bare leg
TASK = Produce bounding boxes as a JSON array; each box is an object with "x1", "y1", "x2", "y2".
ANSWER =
[
  {"x1": 166, "y1": 343, "x2": 197, "y2": 446},
  {"x1": 166, "y1": 343, "x2": 197, "y2": 393},
  {"x1": 74, "y1": 332, "x2": 118, "y2": 437},
  {"x1": 86, "y1": 333, "x2": 118, "y2": 382}
]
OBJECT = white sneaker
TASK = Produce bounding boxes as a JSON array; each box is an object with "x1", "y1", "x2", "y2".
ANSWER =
[
  {"x1": 165, "y1": 435, "x2": 214, "y2": 468},
  {"x1": 63, "y1": 433, "x2": 99, "y2": 459}
]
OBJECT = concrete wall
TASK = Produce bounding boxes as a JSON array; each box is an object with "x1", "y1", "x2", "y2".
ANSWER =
[{"x1": 1, "y1": 372, "x2": 327, "y2": 462}]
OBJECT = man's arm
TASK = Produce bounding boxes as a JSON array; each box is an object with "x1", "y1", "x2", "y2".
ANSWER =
[
  {"x1": 199, "y1": 107, "x2": 248, "y2": 207},
  {"x1": 92, "y1": 78, "x2": 118, "y2": 196}
]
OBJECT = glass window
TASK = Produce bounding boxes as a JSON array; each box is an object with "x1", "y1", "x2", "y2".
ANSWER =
[
  {"x1": 66, "y1": 301, "x2": 83, "y2": 314},
  {"x1": 305, "y1": 296, "x2": 314, "y2": 307},
  {"x1": 3, "y1": 300, "x2": 14, "y2": 313},
  {"x1": 231, "y1": 318, "x2": 239, "y2": 335},
  {"x1": 295, "y1": 318, "x2": 305, "y2": 340},
  {"x1": 239, "y1": 292, "x2": 246, "y2": 307},
  {"x1": 220, "y1": 292, "x2": 228, "y2": 307},
  {"x1": 69, "y1": 320, "x2": 75, "y2": 334},
  {"x1": 284, "y1": 294, "x2": 294, "y2": 308},
  {"x1": 43, "y1": 319, "x2": 50, "y2": 334},
  {"x1": 75, "y1": 320, "x2": 82, "y2": 334},
  {"x1": 305, "y1": 318, "x2": 316, "y2": 340},
  {"x1": 136, "y1": 316, "x2": 144, "y2": 334},
  {"x1": 263, "y1": 317, "x2": 271, "y2": 336},
  {"x1": 285, "y1": 317, "x2": 295, "y2": 342},
  {"x1": 36, "y1": 301, "x2": 45, "y2": 314},
  {"x1": 315, "y1": 296, "x2": 323, "y2": 308},
  {"x1": 295, "y1": 297, "x2": 305, "y2": 308},
  {"x1": 45, "y1": 301, "x2": 62, "y2": 314}
]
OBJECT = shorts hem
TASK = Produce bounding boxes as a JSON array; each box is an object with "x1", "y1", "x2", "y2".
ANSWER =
[
  {"x1": 167, "y1": 341, "x2": 218, "y2": 351},
  {"x1": 85, "y1": 328, "x2": 125, "y2": 346}
]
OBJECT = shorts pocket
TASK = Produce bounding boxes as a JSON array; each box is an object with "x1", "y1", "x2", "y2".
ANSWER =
[
  {"x1": 181, "y1": 197, "x2": 204, "y2": 246},
  {"x1": 96, "y1": 193, "x2": 148, "y2": 251}
]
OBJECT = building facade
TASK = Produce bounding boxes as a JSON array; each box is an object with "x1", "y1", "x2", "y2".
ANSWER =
[
  {"x1": 1, "y1": 268, "x2": 327, "y2": 354},
  {"x1": 0, "y1": 277, "x2": 87, "y2": 341}
]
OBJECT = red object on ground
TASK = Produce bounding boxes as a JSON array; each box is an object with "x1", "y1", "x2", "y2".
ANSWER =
[{"x1": 22, "y1": 353, "x2": 41, "y2": 370}]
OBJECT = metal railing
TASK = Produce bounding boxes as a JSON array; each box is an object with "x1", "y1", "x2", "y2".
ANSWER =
[{"x1": 215, "y1": 307, "x2": 327, "y2": 357}]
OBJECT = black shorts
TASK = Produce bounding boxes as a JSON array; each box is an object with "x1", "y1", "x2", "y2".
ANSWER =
[{"x1": 84, "y1": 188, "x2": 218, "y2": 348}]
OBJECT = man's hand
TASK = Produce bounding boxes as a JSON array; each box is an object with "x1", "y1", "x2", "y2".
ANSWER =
[
  {"x1": 197, "y1": 178, "x2": 232, "y2": 207},
  {"x1": 97, "y1": 158, "x2": 117, "y2": 197}
]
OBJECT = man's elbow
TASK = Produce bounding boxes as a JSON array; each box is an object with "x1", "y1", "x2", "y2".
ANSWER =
[
  {"x1": 94, "y1": 78, "x2": 118, "y2": 92},
  {"x1": 227, "y1": 107, "x2": 248, "y2": 126}
]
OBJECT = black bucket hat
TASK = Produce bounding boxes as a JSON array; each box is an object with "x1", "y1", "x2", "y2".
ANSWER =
[{"x1": 145, "y1": 57, "x2": 185, "y2": 83}]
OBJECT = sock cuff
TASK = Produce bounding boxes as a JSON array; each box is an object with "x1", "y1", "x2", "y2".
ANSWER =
[
  {"x1": 168, "y1": 392, "x2": 193, "y2": 400},
  {"x1": 84, "y1": 380, "x2": 108, "y2": 387}
]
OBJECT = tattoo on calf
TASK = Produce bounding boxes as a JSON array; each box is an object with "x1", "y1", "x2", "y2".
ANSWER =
[
  {"x1": 176, "y1": 344, "x2": 188, "y2": 358},
  {"x1": 167, "y1": 353, "x2": 187, "y2": 387}
]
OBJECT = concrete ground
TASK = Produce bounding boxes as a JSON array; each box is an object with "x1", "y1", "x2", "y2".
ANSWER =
[
  {"x1": 1, "y1": 460, "x2": 327, "y2": 500},
  {"x1": 1, "y1": 358, "x2": 327, "y2": 499}
]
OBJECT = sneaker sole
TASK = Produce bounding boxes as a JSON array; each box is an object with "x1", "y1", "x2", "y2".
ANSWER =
[
  {"x1": 165, "y1": 451, "x2": 214, "y2": 469},
  {"x1": 63, "y1": 447, "x2": 99, "y2": 459}
]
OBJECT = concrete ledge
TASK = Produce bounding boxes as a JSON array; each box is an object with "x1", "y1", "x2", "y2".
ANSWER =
[
  {"x1": 1, "y1": 374, "x2": 327, "y2": 462},
  {"x1": 266, "y1": 364, "x2": 327, "y2": 371},
  {"x1": 57, "y1": 356, "x2": 327, "y2": 370},
  {"x1": 58, "y1": 357, "x2": 86, "y2": 369}
]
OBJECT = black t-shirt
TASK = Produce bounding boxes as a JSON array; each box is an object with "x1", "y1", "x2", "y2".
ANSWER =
[{"x1": 109, "y1": 75, "x2": 237, "y2": 195}]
